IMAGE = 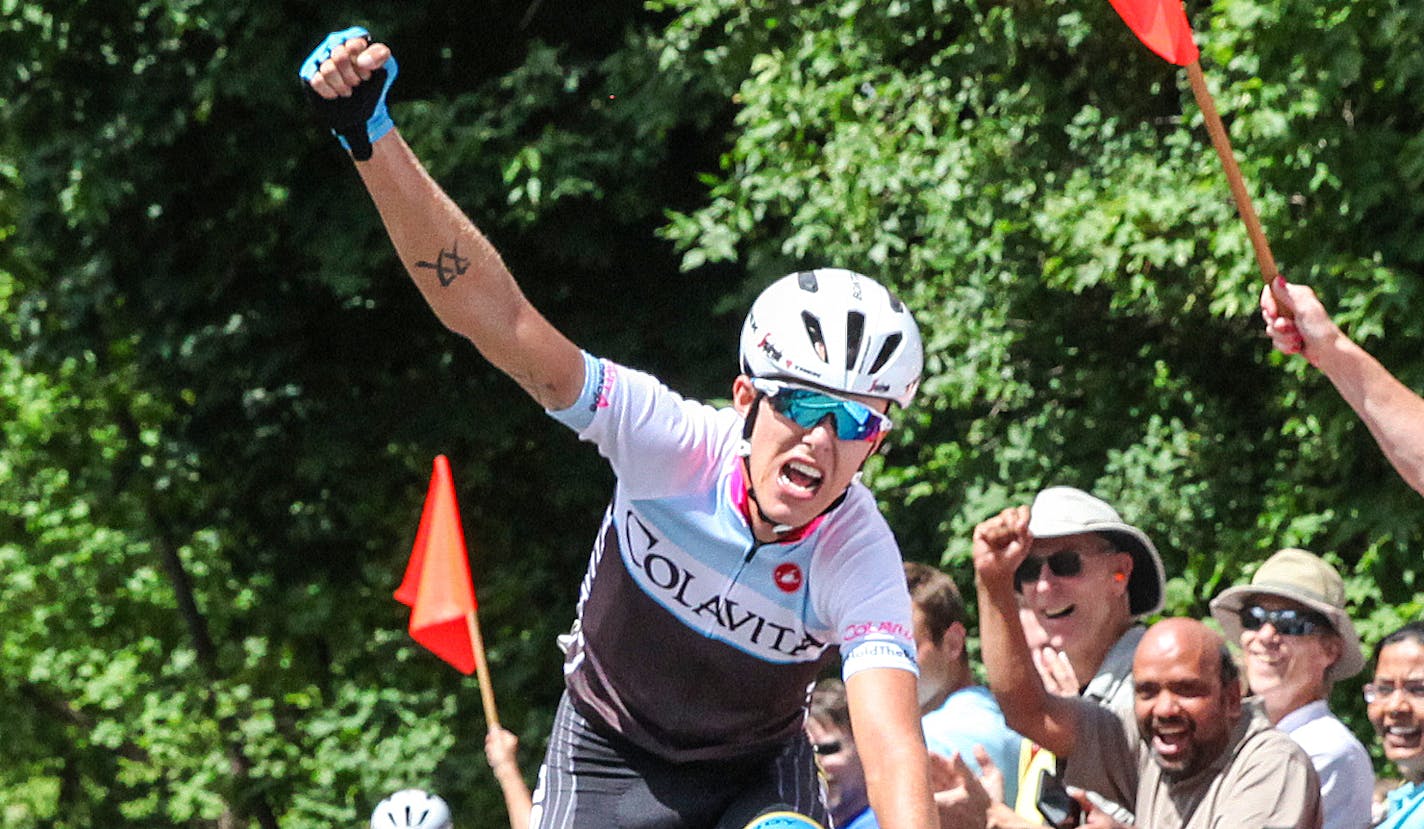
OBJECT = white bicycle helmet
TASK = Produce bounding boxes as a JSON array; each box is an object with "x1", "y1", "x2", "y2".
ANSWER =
[
  {"x1": 739, "y1": 268, "x2": 923, "y2": 407},
  {"x1": 369, "y1": 789, "x2": 453, "y2": 829}
]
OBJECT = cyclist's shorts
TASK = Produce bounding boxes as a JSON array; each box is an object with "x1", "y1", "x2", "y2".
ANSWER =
[{"x1": 531, "y1": 692, "x2": 828, "y2": 829}]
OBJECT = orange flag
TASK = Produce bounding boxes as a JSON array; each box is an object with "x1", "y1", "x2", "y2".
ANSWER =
[
  {"x1": 395, "y1": 455, "x2": 478, "y2": 674},
  {"x1": 1108, "y1": 0, "x2": 1199, "y2": 65}
]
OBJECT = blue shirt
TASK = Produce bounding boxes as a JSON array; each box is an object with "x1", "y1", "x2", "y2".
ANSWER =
[
  {"x1": 921, "y1": 684, "x2": 1023, "y2": 806},
  {"x1": 840, "y1": 805, "x2": 879, "y2": 829},
  {"x1": 1382, "y1": 780, "x2": 1424, "y2": 829}
]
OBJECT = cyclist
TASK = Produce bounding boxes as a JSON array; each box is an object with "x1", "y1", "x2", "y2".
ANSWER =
[{"x1": 302, "y1": 27, "x2": 939, "y2": 829}]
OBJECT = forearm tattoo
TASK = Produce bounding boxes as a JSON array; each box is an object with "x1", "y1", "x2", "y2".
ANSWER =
[{"x1": 416, "y1": 240, "x2": 470, "y2": 287}]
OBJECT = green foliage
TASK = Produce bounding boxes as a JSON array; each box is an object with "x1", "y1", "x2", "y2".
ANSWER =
[
  {"x1": 656, "y1": 0, "x2": 1423, "y2": 773},
  {"x1": 3, "y1": 0, "x2": 1423, "y2": 822},
  {"x1": 2, "y1": 0, "x2": 728, "y2": 826}
]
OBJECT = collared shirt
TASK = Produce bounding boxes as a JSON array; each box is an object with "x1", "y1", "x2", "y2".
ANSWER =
[
  {"x1": 1066, "y1": 699, "x2": 1323, "y2": 829},
  {"x1": 1276, "y1": 699, "x2": 1374, "y2": 829},
  {"x1": 1380, "y1": 780, "x2": 1424, "y2": 829},
  {"x1": 1081, "y1": 624, "x2": 1145, "y2": 720}
]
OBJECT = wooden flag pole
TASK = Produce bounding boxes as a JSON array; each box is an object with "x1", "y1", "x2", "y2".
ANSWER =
[
  {"x1": 465, "y1": 608, "x2": 501, "y2": 729},
  {"x1": 1186, "y1": 60, "x2": 1282, "y2": 287}
]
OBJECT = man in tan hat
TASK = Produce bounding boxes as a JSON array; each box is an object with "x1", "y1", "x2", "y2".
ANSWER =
[
  {"x1": 984, "y1": 486, "x2": 1167, "y2": 823},
  {"x1": 1210, "y1": 548, "x2": 1375, "y2": 829}
]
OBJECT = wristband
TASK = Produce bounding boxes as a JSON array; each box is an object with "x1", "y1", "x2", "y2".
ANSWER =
[{"x1": 298, "y1": 26, "x2": 399, "y2": 160}]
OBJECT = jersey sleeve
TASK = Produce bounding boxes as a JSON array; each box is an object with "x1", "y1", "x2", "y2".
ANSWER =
[
  {"x1": 813, "y1": 495, "x2": 918, "y2": 680},
  {"x1": 546, "y1": 352, "x2": 740, "y2": 498}
]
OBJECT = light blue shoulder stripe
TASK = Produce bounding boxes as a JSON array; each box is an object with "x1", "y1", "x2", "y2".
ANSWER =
[{"x1": 547, "y1": 350, "x2": 603, "y2": 432}]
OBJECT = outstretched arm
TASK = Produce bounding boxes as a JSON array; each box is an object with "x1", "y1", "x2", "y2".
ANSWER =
[
  {"x1": 1262, "y1": 279, "x2": 1424, "y2": 496},
  {"x1": 972, "y1": 507, "x2": 1089, "y2": 758},
  {"x1": 304, "y1": 33, "x2": 584, "y2": 410}
]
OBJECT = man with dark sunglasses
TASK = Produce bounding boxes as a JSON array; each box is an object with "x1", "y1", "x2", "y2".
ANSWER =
[
  {"x1": 993, "y1": 487, "x2": 1164, "y2": 825},
  {"x1": 1210, "y1": 548, "x2": 1375, "y2": 829},
  {"x1": 301, "y1": 28, "x2": 956, "y2": 829}
]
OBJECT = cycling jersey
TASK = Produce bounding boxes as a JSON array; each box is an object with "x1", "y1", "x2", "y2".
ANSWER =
[{"x1": 547, "y1": 352, "x2": 917, "y2": 763}]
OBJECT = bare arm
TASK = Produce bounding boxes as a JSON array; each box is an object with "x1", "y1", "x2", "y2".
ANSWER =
[
  {"x1": 485, "y1": 727, "x2": 532, "y2": 829},
  {"x1": 308, "y1": 37, "x2": 584, "y2": 410},
  {"x1": 972, "y1": 507, "x2": 1090, "y2": 758},
  {"x1": 846, "y1": 667, "x2": 941, "y2": 829},
  {"x1": 1262, "y1": 279, "x2": 1424, "y2": 496}
]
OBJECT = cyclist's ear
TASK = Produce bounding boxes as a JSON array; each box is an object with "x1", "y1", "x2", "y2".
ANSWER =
[{"x1": 731, "y1": 375, "x2": 758, "y2": 416}]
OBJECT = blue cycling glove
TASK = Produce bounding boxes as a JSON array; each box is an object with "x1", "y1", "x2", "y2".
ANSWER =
[{"x1": 298, "y1": 26, "x2": 398, "y2": 161}]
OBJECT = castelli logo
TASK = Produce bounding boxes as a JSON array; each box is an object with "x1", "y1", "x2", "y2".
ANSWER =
[{"x1": 773, "y1": 563, "x2": 803, "y2": 593}]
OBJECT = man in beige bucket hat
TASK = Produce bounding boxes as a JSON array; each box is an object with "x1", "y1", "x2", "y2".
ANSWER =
[
  {"x1": 983, "y1": 486, "x2": 1167, "y2": 824},
  {"x1": 1211, "y1": 548, "x2": 1374, "y2": 829}
]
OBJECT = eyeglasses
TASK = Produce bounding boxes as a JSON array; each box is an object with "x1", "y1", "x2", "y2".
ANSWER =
[
  {"x1": 811, "y1": 740, "x2": 843, "y2": 756},
  {"x1": 1363, "y1": 680, "x2": 1424, "y2": 704},
  {"x1": 752, "y1": 378, "x2": 892, "y2": 442},
  {"x1": 1237, "y1": 605, "x2": 1333, "y2": 637},
  {"x1": 1013, "y1": 550, "x2": 1086, "y2": 592}
]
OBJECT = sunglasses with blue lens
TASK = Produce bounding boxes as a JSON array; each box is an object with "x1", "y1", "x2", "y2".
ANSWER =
[
  {"x1": 1237, "y1": 604, "x2": 1334, "y2": 637},
  {"x1": 751, "y1": 379, "x2": 892, "y2": 442}
]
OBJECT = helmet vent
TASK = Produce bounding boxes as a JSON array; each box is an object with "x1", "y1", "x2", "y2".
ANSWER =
[
  {"x1": 867, "y1": 333, "x2": 902, "y2": 374},
  {"x1": 797, "y1": 270, "x2": 820, "y2": 292},
  {"x1": 800, "y1": 311, "x2": 829, "y2": 362},
  {"x1": 845, "y1": 311, "x2": 865, "y2": 370}
]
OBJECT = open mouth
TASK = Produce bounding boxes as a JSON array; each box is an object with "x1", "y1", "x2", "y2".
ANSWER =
[
  {"x1": 1042, "y1": 605, "x2": 1075, "y2": 621},
  {"x1": 779, "y1": 460, "x2": 823, "y2": 496},
  {"x1": 1151, "y1": 720, "x2": 1191, "y2": 758},
  {"x1": 1385, "y1": 723, "x2": 1422, "y2": 751}
]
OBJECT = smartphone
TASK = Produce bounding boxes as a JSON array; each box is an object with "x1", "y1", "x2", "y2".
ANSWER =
[{"x1": 1035, "y1": 768, "x2": 1082, "y2": 829}]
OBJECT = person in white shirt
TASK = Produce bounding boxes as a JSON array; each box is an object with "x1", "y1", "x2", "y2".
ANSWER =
[{"x1": 1210, "y1": 547, "x2": 1375, "y2": 829}]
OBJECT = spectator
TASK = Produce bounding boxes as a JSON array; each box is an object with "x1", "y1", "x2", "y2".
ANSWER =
[
  {"x1": 1366, "y1": 621, "x2": 1424, "y2": 829},
  {"x1": 905, "y1": 562, "x2": 1024, "y2": 807},
  {"x1": 1260, "y1": 279, "x2": 1424, "y2": 497},
  {"x1": 1210, "y1": 548, "x2": 1374, "y2": 829},
  {"x1": 1005, "y1": 486, "x2": 1166, "y2": 824},
  {"x1": 973, "y1": 504, "x2": 1324, "y2": 828},
  {"x1": 808, "y1": 678, "x2": 877, "y2": 829}
]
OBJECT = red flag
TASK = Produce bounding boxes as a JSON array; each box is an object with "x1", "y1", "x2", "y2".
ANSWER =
[
  {"x1": 1108, "y1": 0, "x2": 1199, "y2": 66},
  {"x1": 395, "y1": 455, "x2": 478, "y2": 674}
]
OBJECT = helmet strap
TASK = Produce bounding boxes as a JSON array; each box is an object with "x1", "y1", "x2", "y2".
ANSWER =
[{"x1": 739, "y1": 391, "x2": 851, "y2": 538}]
